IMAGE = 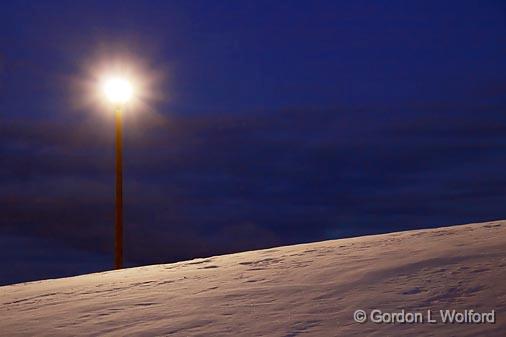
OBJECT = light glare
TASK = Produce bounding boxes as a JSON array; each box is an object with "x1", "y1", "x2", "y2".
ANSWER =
[{"x1": 103, "y1": 77, "x2": 133, "y2": 104}]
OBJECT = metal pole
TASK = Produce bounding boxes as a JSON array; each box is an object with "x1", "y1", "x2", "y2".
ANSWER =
[{"x1": 115, "y1": 106, "x2": 123, "y2": 269}]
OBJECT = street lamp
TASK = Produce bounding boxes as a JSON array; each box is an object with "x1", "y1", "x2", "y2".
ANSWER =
[{"x1": 102, "y1": 77, "x2": 133, "y2": 269}]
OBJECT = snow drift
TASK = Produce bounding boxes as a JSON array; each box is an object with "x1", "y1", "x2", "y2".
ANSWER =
[{"x1": 1, "y1": 220, "x2": 505, "y2": 336}]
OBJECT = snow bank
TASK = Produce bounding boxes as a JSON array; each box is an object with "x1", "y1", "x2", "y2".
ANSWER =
[{"x1": 1, "y1": 220, "x2": 505, "y2": 336}]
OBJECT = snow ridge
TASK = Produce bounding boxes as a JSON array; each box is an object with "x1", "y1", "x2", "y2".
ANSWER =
[{"x1": 1, "y1": 221, "x2": 505, "y2": 336}]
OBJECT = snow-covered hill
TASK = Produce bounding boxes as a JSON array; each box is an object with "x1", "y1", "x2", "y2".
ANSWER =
[{"x1": 1, "y1": 220, "x2": 505, "y2": 336}]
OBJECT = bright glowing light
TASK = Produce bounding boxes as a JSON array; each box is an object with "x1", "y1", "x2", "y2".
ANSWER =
[{"x1": 102, "y1": 77, "x2": 133, "y2": 104}]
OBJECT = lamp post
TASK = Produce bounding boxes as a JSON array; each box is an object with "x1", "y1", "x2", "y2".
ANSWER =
[
  {"x1": 114, "y1": 104, "x2": 123, "y2": 269},
  {"x1": 103, "y1": 77, "x2": 133, "y2": 269}
]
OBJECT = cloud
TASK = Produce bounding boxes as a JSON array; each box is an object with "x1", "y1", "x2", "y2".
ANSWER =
[
  {"x1": 2, "y1": 105, "x2": 506, "y2": 267},
  {"x1": 0, "y1": 233, "x2": 110, "y2": 286}
]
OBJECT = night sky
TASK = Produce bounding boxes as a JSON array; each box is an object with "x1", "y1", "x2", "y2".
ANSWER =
[{"x1": 1, "y1": 0, "x2": 506, "y2": 285}]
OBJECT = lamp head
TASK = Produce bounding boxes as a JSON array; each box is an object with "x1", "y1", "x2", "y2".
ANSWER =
[{"x1": 102, "y1": 77, "x2": 133, "y2": 105}]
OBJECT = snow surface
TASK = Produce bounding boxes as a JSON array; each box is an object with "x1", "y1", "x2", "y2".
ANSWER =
[{"x1": 1, "y1": 220, "x2": 505, "y2": 336}]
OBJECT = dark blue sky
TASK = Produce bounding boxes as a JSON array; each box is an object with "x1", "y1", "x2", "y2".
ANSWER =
[{"x1": 1, "y1": 0, "x2": 506, "y2": 284}]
